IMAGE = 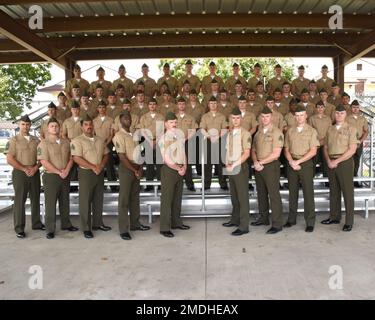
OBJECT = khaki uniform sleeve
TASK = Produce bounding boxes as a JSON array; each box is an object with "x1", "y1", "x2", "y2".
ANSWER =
[
  {"x1": 284, "y1": 131, "x2": 290, "y2": 148},
  {"x1": 37, "y1": 141, "x2": 49, "y2": 161},
  {"x1": 251, "y1": 115, "x2": 258, "y2": 129},
  {"x1": 349, "y1": 126, "x2": 359, "y2": 145},
  {"x1": 274, "y1": 130, "x2": 284, "y2": 148},
  {"x1": 113, "y1": 134, "x2": 126, "y2": 154},
  {"x1": 242, "y1": 131, "x2": 252, "y2": 150},
  {"x1": 199, "y1": 115, "x2": 207, "y2": 130},
  {"x1": 310, "y1": 128, "x2": 321, "y2": 148},
  {"x1": 221, "y1": 117, "x2": 227, "y2": 129},
  {"x1": 4, "y1": 138, "x2": 15, "y2": 156},
  {"x1": 70, "y1": 139, "x2": 83, "y2": 157}
]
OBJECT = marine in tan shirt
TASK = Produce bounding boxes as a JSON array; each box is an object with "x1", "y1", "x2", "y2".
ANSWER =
[
  {"x1": 224, "y1": 63, "x2": 247, "y2": 95},
  {"x1": 65, "y1": 64, "x2": 90, "y2": 99},
  {"x1": 105, "y1": 91, "x2": 122, "y2": 120},
  {"x1": 308, "y1": 101, "x2": 332, "y2": 145},
  {"x1": 346, "y1": 100, "x2": 369, "y2": 182},
  {"x1": 139, "y1": 99, "x2": 165, "y2": 141},
  {"x1": 134, "y1": 64, "x2": 157, "y2": 98},
  {"x1": 283, "y1": 105, "x2": 320, "y2": 230},
  {"x1": 56, "y1": 92, "x2": 71, "y2": 122},
  {"x1": 186, "y1": 89, "x2": 205, "y2": 124},
  {"x1": 233, "y1": 96, "x2": 258, "y2": 133},
  {"x1": 322, "y1": 104, "x2": 358, "y2": 230},
  {"x1": 71, "y1": 115, "x2": 110, "y2": 236},
  {"x1": 157, "y1": 63, "x2": 178, "y2": 97},
  {"x1": 327, "y1": 82, "x2": 342, "y2": 107},
  {"x1": 273, "y1": 88, "x2": 289, "y2": 116},
  {"x1": 258, "y1": 96, "x2": 286, "y2": 131},
  {"x1": 131, "y1": 91, "x2": 150, "y2": 118},
  {"x1": 316, "y1": 65, "x2": 334, "y2": 95},
  {"x1": 178, "y1": 60, "x2": 201, "y2": 94},
  {"x1": 93, "y1": 104, "x2": 114, "y2": 144},
  {"x1": 217, "y1": 89, "x2": 234, "y2": 121},
  {"x1": 247, "y1": 63, "x2": 264, "y2": 91},
  {"x1": 267, "y1": 64, "x2": 287, "y2": 95},
  {"x1": 89, "y1": 67, "x2": 112, "y2": 98},
  {"x1": 62, "y1": 102, "x2": 82, "y2": 141},
  {"x1": 111, "y1": 64, "x2": 134, "y2": 98},
  {"x1": 5, "y1": 115, "x2": 43, "y2": 236},
  {"x1": 39, "y1": 102, "x2": 63, "y2": 139},
  {"x1": 251, "y1": 106, "x2": 284, "y2": 232},
  {"x1": 291, "y1": 65, "x2": 310, "y2": 98},
  {"x1": 201, "y1": 62, "x2": 224, "y2": 95}
]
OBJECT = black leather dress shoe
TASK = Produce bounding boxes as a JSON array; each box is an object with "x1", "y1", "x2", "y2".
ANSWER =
[
  {"x1": 120, "y1": 232, "x2": 132, "y2": 240},
  {"x1": 283, "y1": 222, "x2": 295, "y2": 228},
  {"x1": 160, "y1": 231, "x2": 174, "y2": 238},
  {"x1": 321, "y1": 218, "x2": 340, "y2": 225},
  {"x1": 62, "y1": 226, "x2": 79, "y2": 232},
  {"x1": 84, "y1": 231, "x2": 94, "y2": 238},
  {"x1": 343, "y1": 225, "x2": 352, "y2": 232},
  {"x1": 222, "y1": 221, "x2": 238, "y2": 227},
  {"x1": 16, "y1": 232, "x2": 26, "y2": 239},
  {"x1": 187, "y1": 186, "x2": 196, "y2": 192},
  {"x1": 305, "y1": 226, "x2": 314, "y2": 232},
  {"x1": 251, "y1": 221, "x2": 269, "y2": 226},
  {"x1": 130, "y1": 224, "x2": 150, "y2": 231},
  {"x1": 33, "y1": 224, "x2": 46, "y2": 231},
  {"x1": 144, "y1": 186, "x2": 153, "y2": 192},
  {"x1": 172, "y1": 225, "x2": 190, "y2": 230},
  {"x1": 266, "y1": 227, "x2": 282, "y2": 234},
  {"x1": 231, "y1": 229, "x2": 249, "y2": 236},
  {"x1": 46, "y1": 232, "x2": 54, "y2": 239},
  {"x1": 248, "y1": 184, "x2": 254, "y2": 191},
  {"x1": 204, "y1": 186, "x2": 210, "y2": 190},
  {"x1": 92, "y1": 225, "x2": 112, "y2": 231},
  {"x1": 354, "y1": 181, "x2": 362, "y2": 188},
  {"x1": 220, "y1": 185, "x2": 229, "y2": 191}
]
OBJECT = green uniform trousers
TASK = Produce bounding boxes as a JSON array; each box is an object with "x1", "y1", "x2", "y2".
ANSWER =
[
  {"x1": 12, "y1": 169, "x2": 42, "y2": 233},
  {"x1": 42, "y1": 172, "x2": 72, "y2": 233},
  {"x1": 254, "y1": 160, "x2": 283, "y2": 228},
  {"x1": 78, "y1": 168, "x2": 105, "y2": 232},
  {"x1": 328, "y1": 157, "x2": 355, "y2": 226},
  {"x1": 160, "y1": 165, "x2": 184, "y2": 232},
  {"x1": 118, "y1": 164, "x2": 141, "y2": 233},
  {"x1": 229, "y1": 163, "x2": 250, "y2": 231},
  {"x1": 287, "y1": 159, "x2": 316, "y2": 227},
  {"x1": 353, "y1": 143, "x2": 363, "y2": 177}
]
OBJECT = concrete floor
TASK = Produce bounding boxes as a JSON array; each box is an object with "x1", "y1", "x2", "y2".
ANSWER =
[{"x1": 0, "y1": 210, "x2": 375, "y2": 300}]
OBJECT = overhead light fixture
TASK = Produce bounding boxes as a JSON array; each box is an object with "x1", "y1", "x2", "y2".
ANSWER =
[
  {"x1": 155, "y1": 11, "x2": 160, "y2": 15},
  {"x1": 263, "y1": 10, "x2": 267, "y2": 14},
  {"x1": 278, "y1": 11, "x2": 282, "y2": 14},
  {"x1": 171, "y1": 11, "x2": 175, "y2": 15},
  {"x1": 254, "y1": 29, "x2": 259, "y2": 34},
  {"x1": 79, "y1": 14, "x2": 84, "y2": 18},
  {"x1": 308, "y1": 11, "x2": 312, "y2": 14},
  {"x1": 125, "y1": 12, "x2": 129, "y2": 16},
  {"x1": 189, "y1": 30, "x2": 193, "y2": 34},
  {"x1": 162, "y1": 30, "x2": 166, "y2": 35},
  {"x1": 136, "y1": 31, "x2": 140, "y2": 35},
  {"x1": 241, "y1": 29, "x2": 246, "y2": 34},
  {"x1": 217, "y1": 10, "x2": 221, "y2": 14},
  {"x1": 110, "y1": 13, "x2": 114, "y2": 16},
  {"x1": 140, "y1": 12, "x2": 144, "y2": 16},
  {"x1": 248, "y1": 10, "x2": 252, "y2": 14},
  {"x1": 176, "y1": 31, "x2": 179, "y2": 34},
  {"x1": 65, "y1": 14, "x2": 69, "y2": 18},
  {"x1": 95, "y1": 13, "x2": 99, "y2": 17},
  {"x1": 281, "y1": 29, "x2": 285, "y2": 34},
  {"x1": 202, "y1": 11, "x2": 206, "y2": 14},
  {"x1": 186, "y1": 11, "x2": 190, "y2": 15},
  {"x1": 293, "y1": 11, "x2": 298, "y2": 14},
  {"x1": 215, "y1": 29, "x2": 219, "y2": 34},
  {"x1": 149, "y1": 31, "x2": 153, "y2": 35},
  {"x1": 233, "y1": 11, "x2": 236, "y2": 14},
  {"x1": 97, "y1": 33, "x2": 101, "y2": 37},
  {"x1": 268, "y1": 30, "x2": 272, "y2": 34},
  {"x1": 202, "y1": 30, "x2": 206, "y2": 34},
  {"x1": 123, "y1": 32, "x2": 127, "y2": 36}
]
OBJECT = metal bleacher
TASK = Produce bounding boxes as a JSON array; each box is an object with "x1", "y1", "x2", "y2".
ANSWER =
[{"x1": 1, "y1": 99, "x2": 375, "y2": 223}]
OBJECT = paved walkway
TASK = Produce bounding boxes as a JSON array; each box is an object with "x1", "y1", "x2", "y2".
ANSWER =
[{"x1": 0, "y1": 211, "x2": 374, "y2": 300}]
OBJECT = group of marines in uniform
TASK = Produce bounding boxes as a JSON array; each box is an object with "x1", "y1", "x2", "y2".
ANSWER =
[{"x1": 4, "y1": 60, "x2": 369, "y2": 240}]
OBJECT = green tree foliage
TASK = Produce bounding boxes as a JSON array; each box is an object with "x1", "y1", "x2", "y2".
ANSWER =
[
  {"x1": 159, "y1": 57, "x2": 297, "y2": 85},
  {"x1": 0, "y1": 63, "x2": 52, "y2": 120}
]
